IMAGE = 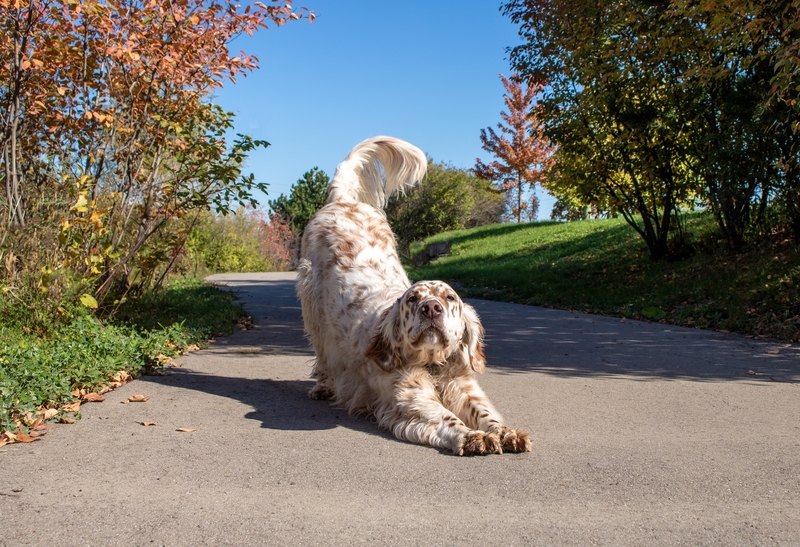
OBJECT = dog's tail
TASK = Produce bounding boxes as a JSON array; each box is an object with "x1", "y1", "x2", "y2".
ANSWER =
[{"x1": 326, "y1": 136, "x2": 427, "y2": 209}]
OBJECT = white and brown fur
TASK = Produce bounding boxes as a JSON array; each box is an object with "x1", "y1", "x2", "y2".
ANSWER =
[{"x1": 296, "y1": 136, "x2": 532, "y2": 456}]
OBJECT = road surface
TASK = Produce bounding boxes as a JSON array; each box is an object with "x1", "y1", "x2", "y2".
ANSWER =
[{"x1": 2, "y1": 272, "x2": 799, "y2": 546}]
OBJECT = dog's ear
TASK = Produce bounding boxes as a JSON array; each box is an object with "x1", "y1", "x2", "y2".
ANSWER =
[
  {"x1": 459, "y1": 303, "x2": 486, "y2": 373},
  {"x1": 365, "y1": 301, "x2": 402, "y2": 372}
]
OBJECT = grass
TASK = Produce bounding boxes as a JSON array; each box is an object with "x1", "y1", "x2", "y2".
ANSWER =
[
  {"x1": 0, "y1": 277, "x2": 249, "y2": 435},
  {"x1": 408, "y1": 213, "x2": 800, "y2": 342}
]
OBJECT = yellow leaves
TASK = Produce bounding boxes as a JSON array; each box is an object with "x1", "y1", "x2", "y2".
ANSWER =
[
  {"x1": 71, "y1": 194, "x2": 89, "y2": 213},
  {"x1": 79, "y1": 293, "x2": 99, "y2": 309},
  {"x1": 127, "y1": 394, "x2": 149, "y2": 403}
]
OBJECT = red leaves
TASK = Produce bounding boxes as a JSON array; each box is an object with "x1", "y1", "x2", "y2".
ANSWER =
[{"x1": 474, "y1": 74, "x2": 554, "y2": 223}]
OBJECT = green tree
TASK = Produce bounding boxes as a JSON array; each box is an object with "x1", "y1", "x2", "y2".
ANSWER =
[
  {"x1": 505, "y1": 0, "x2": 707, "y2": 259},
  {"x1": 386, "y1": 160, "x2": 503, "y2": 255},
  {"x1": 268, "y1": 167, "x2": 329, "y2": 235}
]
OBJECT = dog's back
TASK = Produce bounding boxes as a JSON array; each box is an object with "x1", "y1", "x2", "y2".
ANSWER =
[{"x1": 296, "y1": 137, "x2": 427, "y2": 405}]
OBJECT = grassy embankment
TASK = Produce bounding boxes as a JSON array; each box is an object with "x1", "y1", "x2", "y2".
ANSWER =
[
  {"x1": 408, "y1": 214, "x2": 800, "y2": 342},
  {"x1": 0, "y1": 278, "x2": 248, "y2": 438}
]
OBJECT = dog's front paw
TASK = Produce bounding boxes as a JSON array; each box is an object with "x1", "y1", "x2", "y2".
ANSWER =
[
  {"x1": 309, "y1": 383, "x2": 334, "y2": 400},
  {"x1": 492, "y1": 426, "x2": 533, "y2": 453},
  {"x1": 456, "y1": 430, "x2": 503, "y2": 456}
]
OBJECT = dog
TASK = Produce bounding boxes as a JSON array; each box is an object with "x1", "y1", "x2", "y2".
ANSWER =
[{"x1": 296, "y1": 136, "x2": 532, "y2": 456}]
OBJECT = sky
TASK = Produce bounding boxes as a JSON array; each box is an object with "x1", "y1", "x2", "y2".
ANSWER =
[{"x1": 213, "y1": 0, "x2": 555, "y2": 219}]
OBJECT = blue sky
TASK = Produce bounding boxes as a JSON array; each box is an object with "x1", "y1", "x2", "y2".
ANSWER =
[{"x1": 214, "y1": 0, "x2": 555, "y2": 218}]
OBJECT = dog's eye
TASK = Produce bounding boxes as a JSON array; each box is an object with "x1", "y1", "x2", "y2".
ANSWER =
[
  {"x1": 446, "y1": 294, "x2": 456, "y2": 301},
  {"x1": 407, "y1": 294, "x2": 417, "y2": 303}
]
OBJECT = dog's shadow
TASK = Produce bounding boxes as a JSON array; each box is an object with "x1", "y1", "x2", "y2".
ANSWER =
[{"x1": 141, "y1": 369, "x2": 390, "y2": 439}]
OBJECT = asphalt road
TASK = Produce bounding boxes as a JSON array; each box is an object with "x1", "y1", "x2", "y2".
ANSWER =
[{"x1": 2, "y1": 272, "x2": 799, "y2": 546}]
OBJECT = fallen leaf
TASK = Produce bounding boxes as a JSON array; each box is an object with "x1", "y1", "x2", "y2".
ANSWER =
[
  {"x1": 31, "y1": 417, "x2": 43, "y2": 428},
  {"x1": 27, "y1": 430, "x2": 42, "y2": 438},
  {"x1": 0, "y1": 439, "x2": 7, "y2": 448},
  {"x1": 82, "y1": 393, "x2": 106, "y2": 403},
  {"x1": 3, "y1": 431, "x2": 17, "y2": 442},
  {"x1": 141, "y1": 421, "x2": 158, "y2": 426},
  {"x1": 63, "y1": 401, "x2": 80, "y2": 413},
  {"x1": 15, "y1": 432, "x2": 37, "y2": 443},
  {"x1": 128, "y1": 394, "x2": 149, "y2": 403},
  {"x1": 59, "y1": 417, "x2": 76, "y2": 424},
  {"x1": 33, "y1": 424, "x2": 53, "y2": 431},
  {"x1": 42, "y1": 408, "x2": 59, "y2": 420},
  {"x1": 176, "y1": 428, "x2": 197, "y2": 433},
  {"x1": 98, "y1": 384, "x2": 112, "y2": 394}
]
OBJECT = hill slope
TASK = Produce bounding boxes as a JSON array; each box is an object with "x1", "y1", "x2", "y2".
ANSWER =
[{"x1": 408, "y1": 215, "x2": 800, "y2": 341}]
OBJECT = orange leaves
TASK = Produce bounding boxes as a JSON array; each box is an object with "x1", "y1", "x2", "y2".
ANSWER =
[
  {"x1": 127, "y1": 394, "x2": 150, "y2": 403},
  {"x1": 474, "y1": 73, "x2": 553, "y2": 223},
  {"x1": 82, "y1": 392, "x2": 106, "y2": 403},
  {"x1": 1, "y1": 408, "x2": 58, "y2": 446}
]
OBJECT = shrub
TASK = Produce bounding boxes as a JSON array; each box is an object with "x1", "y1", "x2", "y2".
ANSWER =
[{"x1": 386, "y1": 160, "x2": 504, "y2": 255}]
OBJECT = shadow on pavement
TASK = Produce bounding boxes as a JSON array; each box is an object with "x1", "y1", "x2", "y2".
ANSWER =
[
  {"x1": 474, "y1": 300, "x2": 800, "y2": 382},
  {"x1": 141, "y1": 369, "x2": 389, "y2": 438},
  {"x1": 208, "y1": 273, "x2": 800, "y2": 383}
]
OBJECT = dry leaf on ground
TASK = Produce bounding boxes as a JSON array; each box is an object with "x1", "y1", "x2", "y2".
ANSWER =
[
  {"x1": 14, "y1": 432, "x2": 37, "y2": 443},
  {"x1": 42, "y1": 408, "x2": 58, "y2": 420},
  {"x1": 176, "y1": 428, "x2": 197, "y2": 432},
  {"x1": 63, "y1": 401, "x2": 80, "y2": 413},
  {"x1": 128, "y1": 394, "x2": 149, "y2": 403},
  {"x1": 82, "y1": 393, "x2": 106, "y2": 403},
  {"x1": 141, "y1": 421, "x2": 158, "y2": 426},
  {"x1": 59, "y1": 417, "x2": 76, "y2": 424}
]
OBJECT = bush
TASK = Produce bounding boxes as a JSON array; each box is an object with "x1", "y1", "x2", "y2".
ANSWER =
[{"x1": 386, "y1": 160, "x2": 504, "y2": 255}]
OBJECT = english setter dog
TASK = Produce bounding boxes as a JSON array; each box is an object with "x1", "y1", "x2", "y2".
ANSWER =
[{"x1": 296, "y1": 136, "x2": 532, "y2": 456}]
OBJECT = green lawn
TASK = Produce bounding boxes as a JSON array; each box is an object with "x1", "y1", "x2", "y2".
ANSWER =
[{"x1": 409, "y1": 214, "x2": 800, "y2": 342}]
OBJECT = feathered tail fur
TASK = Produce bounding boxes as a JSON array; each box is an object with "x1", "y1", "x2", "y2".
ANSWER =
[{"x1": 326, "y1": 136, "x2": 427, "y2": 208}]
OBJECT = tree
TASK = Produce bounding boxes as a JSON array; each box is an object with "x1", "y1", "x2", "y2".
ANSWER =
[
  {"x1": 0, "y1": 1, "x2": 312, "y2": 306},
  {"x1": 268, "y1": 167, "x2": 329, "y2": 236},
  {"x1": 474, "y1": 74, "x2": 552, "y2": 223},
  {"x1": 386, "y1": 160, "x2": 504, "y2": 255},
  {"x1": 504, "y1": 0, "x2": 709, "y2": 259}
]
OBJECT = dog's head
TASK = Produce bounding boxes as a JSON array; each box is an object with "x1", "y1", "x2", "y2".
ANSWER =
[{"x1": 365, "y1": 281, "x2": 486, "y2": 373}]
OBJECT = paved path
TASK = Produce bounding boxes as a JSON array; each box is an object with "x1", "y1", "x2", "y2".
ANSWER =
[{"x1": 2, "y1": 272, "x2": 799, "y2": 546}]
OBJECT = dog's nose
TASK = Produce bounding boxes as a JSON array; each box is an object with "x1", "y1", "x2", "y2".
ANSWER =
[{"x1": 420, "y1": 300, "x2": 442, "y2": 319}]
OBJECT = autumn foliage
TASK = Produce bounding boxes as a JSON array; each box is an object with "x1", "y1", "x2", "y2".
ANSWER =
[
  {"x1": 474, "y1": 74, "x2": 552, "y2": 223},
  {"x1": 1, "y1": 0, "x2": 310, "y2": 311}
]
